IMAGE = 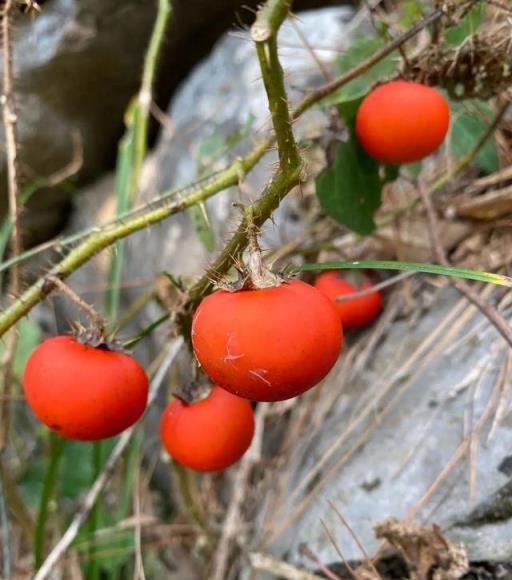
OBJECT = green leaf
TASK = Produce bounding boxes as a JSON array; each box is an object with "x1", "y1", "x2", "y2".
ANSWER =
[
  {"x1": 294, "y1": 260, "x2": 512, "y2": 288},
  {"x1": 21, "y1": 440, "x2": 99, "y2": 506},
  {"x1": 323, "y1": 37, "x2": 398, "y2": 106},
  {"x1": 383, "y1": 164, "x2": 400, "y2": 184},
  {"x1": 316, "y1": 137, "x2": 382, "y2": 235},
  {"x1": 450, "y1": 99, "x2": 499, "y2": 173},
  {"x1": 445, "y1": 2, "x2": 484, "y2": 45},
  {"x1": 337, "y1": 99, "x2": 363, "y2": 124},
  {"x1": 189, "y1": 201, "x2": 215, "y2": 251}
]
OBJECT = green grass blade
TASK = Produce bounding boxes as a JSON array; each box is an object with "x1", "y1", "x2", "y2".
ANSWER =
[
  {"x1": 106, "y1": 0, "x2": 172, "y2": 326},
  {"x1": 97, "y1": 1, "x2": 172, "y2": 577},
  {"x1": 294, "y1": 260, "x2": 512, "y2": 287},
  {"x1": 34, "y1": 434, "x2": 66, "y2": 570}
]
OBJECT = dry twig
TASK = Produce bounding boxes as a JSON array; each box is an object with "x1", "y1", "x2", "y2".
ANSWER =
[{"x1": 0, "y1": 0, "x2": 22, "y2": 456}]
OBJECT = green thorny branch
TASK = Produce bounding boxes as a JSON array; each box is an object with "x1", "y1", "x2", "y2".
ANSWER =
[{"x1": 0, "y1": 3, "x2": 457, "y2": 337}]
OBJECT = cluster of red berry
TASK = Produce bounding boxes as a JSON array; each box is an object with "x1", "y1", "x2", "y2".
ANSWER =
[
  {"x1": 22, "y1": 275, "x2": 382, "y2": 471},
  {"x1": 22, "y1": 80, "x2": 450, "y2": 473}
]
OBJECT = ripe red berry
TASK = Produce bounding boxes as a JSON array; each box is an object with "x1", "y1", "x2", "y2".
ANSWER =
[
  {"x1": 191, "y1": 279, "x2": 343, "y2": 402},
  {"x1": 160, "y1": 386, "x2": 255, "y2": 472},
  {"x1": 355, "y1": 80, "x2": 450, "y2": 164},
  {"x1": 314, "y1": 272, "x2": 382, "y2": 329},
  {"x1": 23, "y1": 336, "x2": 149, "y2": 441}
]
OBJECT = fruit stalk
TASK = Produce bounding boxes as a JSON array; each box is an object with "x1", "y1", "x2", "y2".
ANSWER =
[{"x1": 190, "y1": 0, "x2": 303, "y2": 302}]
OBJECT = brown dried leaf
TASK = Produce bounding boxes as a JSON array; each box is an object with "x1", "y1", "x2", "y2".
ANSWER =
[
  {"x1": 453, "y1": 185, "x2": 512, "y2": 220},
  {"x1": 375, "y1": 518, "x2": 469, "y2": 580}
]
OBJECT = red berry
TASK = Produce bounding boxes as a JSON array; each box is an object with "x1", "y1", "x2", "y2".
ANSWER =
[
  {"x1": 314, "y1": 272, "x2": 382, "y2": 329},
  {"x1": 191, "y1": 279, "x2": 343, "y2": 402},
  {"x1": 355, "y1": 80, "x2": 450, "y2": 164},
  {"x1": 160, "y1": 386, "x2": 255, "y2": 472},
  {"x1": 23, "y1": 336, "x2": 149, "y2": 441}
]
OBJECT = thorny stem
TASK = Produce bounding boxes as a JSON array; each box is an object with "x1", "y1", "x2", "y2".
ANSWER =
[
  {"x1": 1, "y1": 0, "x2": 22, "y2": 296},
  {"x1": 0, "y1": 151, "x2": 263, "y2": 337},
  {"x1": 252, "y1": 0, "x2": 300, "y2": 172},
  {"x1": 188, "y1": 167, "x2": 301, "y2": 303},
  {"x1": 44, "y1": 276, "x2": 106, "y2": 338},
  {"x1": 190, "y1": 0, "x2": 302, "y2": 300},
  {"x1": 0, "y1": 5, "x2": 454, "y2": 337}
]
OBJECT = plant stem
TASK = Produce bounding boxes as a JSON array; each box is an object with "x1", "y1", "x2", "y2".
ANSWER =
[
  {"x1": 0, "y1": 0, "x2": 22, "y2": 459},
  {"x1": 1, "y1": 0, "x2": 22, "y2": 296},
  {"x1": 252, "y1": 0, "x2": 300, "y2": 172},
  {"x1": 188, "y1": 167, "x2": 301, "y2": 303},
  {"x1": 137, "y1": 0, "x2": 171, "y2": 185},
  {"x1": 188, "y1": 0, "x2": 303, "y2": 303},
  {"x1": 0, "y1": 154, "x2": 258, "y2": 338},
  {"x1": 34, "y1": 435, "x2": 65, "y2": 570},
  {"x1": 107, "y1": 0, "x2": 171, "y2": 323}
]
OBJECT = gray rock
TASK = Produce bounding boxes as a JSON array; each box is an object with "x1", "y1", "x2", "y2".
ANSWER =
[
  {"x1": 3, "y1": 0, "x2": 159, "y2": 240},
  {"x1": 263, "y1": 286, "x2": 512, "y2": 568}
]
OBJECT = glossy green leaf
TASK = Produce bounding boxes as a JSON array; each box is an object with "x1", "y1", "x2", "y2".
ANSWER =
[
  {"x1": 450, "y1": 99, "x2": 499, "y2": 173},
  {"x1": 316, "y1": 137, "x2": 382, "y2": 235}
]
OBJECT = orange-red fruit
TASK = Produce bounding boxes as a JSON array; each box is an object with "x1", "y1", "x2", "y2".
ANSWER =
[
  {"x1": 160, "y1": 386, "x2": 255, "y2": 472},
  {"x1": 23, "y1": 336, "x2": 149, "y2": 441},
  {"x1": 191, "y1": 279, "x2": 343, "y2": 402},
  {"x1": 315, "y1": 272, "x2": 382, "y2": 329},
  {"x1": 355, "y1": 80, "x2": 450, "y2": 164}
]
